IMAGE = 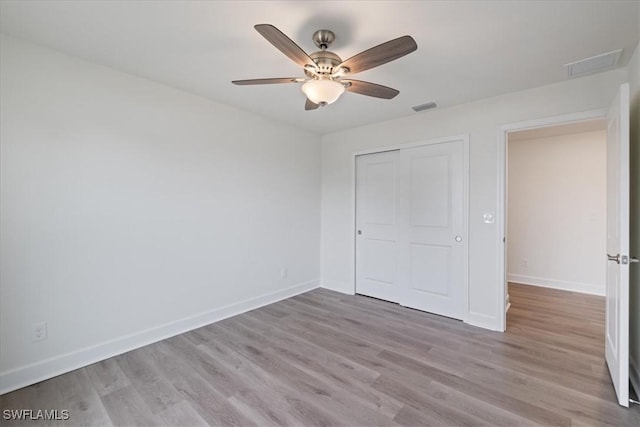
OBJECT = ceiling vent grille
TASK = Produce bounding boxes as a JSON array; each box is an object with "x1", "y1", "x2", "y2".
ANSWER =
[
  {"x1": 565, "y1": 49, "x2": 622, "y2": 79},
  {"x1": 412, "y1": 101, "x2": 437, "y2": 112}
]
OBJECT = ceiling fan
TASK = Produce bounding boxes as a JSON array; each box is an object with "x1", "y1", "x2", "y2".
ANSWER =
[{"x1": 232, "y1": 24, "x2": 418, "y2": 110}]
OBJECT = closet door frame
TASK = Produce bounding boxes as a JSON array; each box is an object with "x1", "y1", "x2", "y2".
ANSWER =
[{"x1": 350, "y1": 134, "x2": 470, "y2": 322}]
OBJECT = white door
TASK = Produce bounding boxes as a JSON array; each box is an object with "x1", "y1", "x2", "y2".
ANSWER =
[
  {"x1": 605, "y1": 83, "x2": 630, "y2": 407},
  {"x1": 355, "y1": 139, "x2": 467, "y2": 320},
  {"x1": 355, "y1": 150, "x2": 400, "y2": 303},
  {"x1": 397, "y1": 141, "x2": 466, "y2": 319}
]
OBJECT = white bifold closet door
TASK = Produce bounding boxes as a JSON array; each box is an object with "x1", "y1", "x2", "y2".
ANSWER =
[{"x1": 355, "y1": 139, "x2": 465, "y2": 320}]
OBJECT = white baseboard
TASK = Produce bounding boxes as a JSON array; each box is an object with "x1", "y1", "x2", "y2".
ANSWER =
[
  {"x1": 631, "y1": 354, "x2": 640, "y2": 399},
  {"x1": 467, "y1": 311, "x2": 500, "y2": 331},
  {"x1": 321, "y1": 279, "x2": 355, "y2": 295},
  {"x1": 507, "y1": 273, "x2": 605, "y2": 296},
  {"x1": 0, "y1": 280, "x2": 319, "y2": 395}
]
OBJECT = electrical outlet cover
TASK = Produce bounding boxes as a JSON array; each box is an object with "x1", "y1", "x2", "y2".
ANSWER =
[{"x1": 31, "y1": 322, "x2": 47, "y2": 342}]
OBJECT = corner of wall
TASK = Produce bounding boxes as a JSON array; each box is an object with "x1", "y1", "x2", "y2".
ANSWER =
[{"x1": 320, "y1": 280, "x2": 355, "y2": 295}]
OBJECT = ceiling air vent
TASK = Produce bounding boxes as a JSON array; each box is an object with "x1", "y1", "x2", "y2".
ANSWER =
[
  {"x1": 565, "y1": 49, "x2": 622, "y2": 79},
  {"x1": 412, "y1": 101, "x2": 437, "y2": 112}
]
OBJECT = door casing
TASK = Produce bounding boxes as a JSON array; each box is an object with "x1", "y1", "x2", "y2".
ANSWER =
[{"x1": 497, "y1": 109, "x2": 607, "y2": 332}]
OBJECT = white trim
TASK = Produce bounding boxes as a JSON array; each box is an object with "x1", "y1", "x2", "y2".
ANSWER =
[
  {"x1": 507, "y1": 274, "x2": 605, "y2": 296},
  {"x1": 497, "y1": 109, "x2": 607, "y2": 332},
  {"x1": 462, "y1": 135, "x2": 470, "y2": 324},
  {"x1": 351, "y1": 134, "x2": 470, "y2": 323},
  {"x1": 631, "y1": 354, "x2": 640, "y2": 400},
  {"x1": 350, "y1": 146, "x2": 357, "y2": 296},
  {"x1": 0, "y1": 280, "x2": 319, "y2": 395},
  {"x1": 351, "y1": 133, "x2": 470, "y2": 157},
  {"x1": 497, "y1": 123, "x2": 507, "y2": 331}
]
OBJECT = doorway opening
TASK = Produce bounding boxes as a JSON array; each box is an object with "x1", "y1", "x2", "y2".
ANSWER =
[
  {"x1": 497, "y1": 109, "x2": 607, "y2": 331},
  {"x1": 505, "y1": 118, "x2": 607, "y2": 329},
  {"x1": 501, "y1": 112, "x2": 640, "y2": 406},
  {"x1": 499, "y1": 85, "x2": 633, "y2": 407},
  {"x1": 501, "y1": 116, "x2": 627, "y2": 405},
  {"x1": 504, "y1": 118, "x2": 610, "y2": 375}
]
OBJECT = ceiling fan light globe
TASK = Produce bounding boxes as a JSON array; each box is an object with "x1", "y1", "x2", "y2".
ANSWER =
[{"x1": 301, "y1": 80, "x2": 345, "y2": 105}]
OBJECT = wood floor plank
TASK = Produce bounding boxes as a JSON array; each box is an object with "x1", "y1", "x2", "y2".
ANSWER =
[
  {"x1": 393, "y1": 404, "x2": 465, "y2": 427},
  {"x1": 282, "y1": 301, "x2": 438, "y2": 363},
  {"x1": 100, "y1": 385, "x2": 164, "y2": 426},
  {"x1": 51, "y1": 369, "x2": 113, "y2": 427},
  {"x1": 0, "y1": 367, "x2": 112, "y2": 427},
  {"x1": 197, "y1": 338, "x2": 344, "y2": 427},
  {"x1": 145, "y1": 340, "x2": 258, "y2": 427},
  {"x1": 114, "y1": 347, "x2": 183, "y2": 414},
  {"x1": 241, "y1": 312, "x2": 383, "y2": 385},
  {"x1": 161, "y1": 334, "x2": 248, "y2": 398},
  {"x1": 376, "y1": 371, "x2": 544, "y2": 427},
  {"x1": 156, "y1": 400, "x2": 209, "y2": 427},
  {"x1": 209, "y1": 322, "x2": 397, "y2": 426},
  {"x1": 373, "y1": 375, "x2": 499, "y2": 427},
  {"x1": 83, "y1": 358, "x2": 131, "y2": 397},
  {"x1": 463, "y1": 359, "x2": 635, "y2": 427},
  {"x1": 236, "y1": 314, "x2": 404, "y2": 418},
  {"x1": 226, "y1": 392, "x2": 300, "y2": 427},
  {"x1": 376, "y1": 349, "x2": 572, "y2": 426}
]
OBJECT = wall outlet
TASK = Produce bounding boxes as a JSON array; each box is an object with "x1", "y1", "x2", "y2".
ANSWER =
[
  {"x1": 520, "y1": 259, "x2": 529, "y2": 269},
  {"x1": 31, "y1": 322, "x2": 47, "y2": 342},
  {"x1": 281, "y1": 267, "x2": 288, "y2": 279}
]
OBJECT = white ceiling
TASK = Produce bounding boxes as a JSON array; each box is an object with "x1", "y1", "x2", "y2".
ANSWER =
[{"x1": 1, "y1": 1, "x2": 638, "y2": 135}]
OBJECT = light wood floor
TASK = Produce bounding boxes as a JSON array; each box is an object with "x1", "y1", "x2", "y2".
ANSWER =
[{"x1": 1, "y1": 284, "x2": 639, "y2": 426}]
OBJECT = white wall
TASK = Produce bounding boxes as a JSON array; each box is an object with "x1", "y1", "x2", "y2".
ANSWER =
[
  {"x1": 321, "y1": 67, "x2": 627, "y2": 330},
  {"x1": 507, "y1": 130, "x2": 606, "y2": 295},
  {"x1": 0, "y1": 35, "x2": 321, "y2": 393},
  {"x1": 628, "y1": 40, "x2": 640, "y2": 394}
]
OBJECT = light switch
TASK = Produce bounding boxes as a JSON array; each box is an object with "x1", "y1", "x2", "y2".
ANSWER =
[{"x1": 483, "y1": 212, "x2": 495, "y2": 224}]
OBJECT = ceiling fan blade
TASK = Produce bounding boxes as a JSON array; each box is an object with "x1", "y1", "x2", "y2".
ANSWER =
[
  {"x1": 343, "y1": 79, "x2": 400, "y2": 99},
  {"x1": 337, "y1": 36, "x2": 417, "y2": 75},
  {"x1": 232, "y1": 78, "x2": 300, "y2": 85},
  {"x1": 254, "y1": 24, "x2": 316, "y2": 68},
  {"x1": 305, "y1": 98, "x2": 319, "y2": 111}
]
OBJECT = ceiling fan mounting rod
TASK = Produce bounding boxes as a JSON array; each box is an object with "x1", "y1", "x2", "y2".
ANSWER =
[{"x1": 312, "y1": 29, "x2": 335, "y2": 50}]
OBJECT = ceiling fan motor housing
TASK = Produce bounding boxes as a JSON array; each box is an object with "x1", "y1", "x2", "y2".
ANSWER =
[{"x1": 306, "y1": 50, "x2": 342, "y2": 77}]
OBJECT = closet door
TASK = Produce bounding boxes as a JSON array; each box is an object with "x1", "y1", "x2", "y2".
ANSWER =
[
  {"x1": 397, "y1": 140, "x2": 465, "y2": 319},
  {"x1": 355, "y1": 150, "x2": 400, "y2": 302}
]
